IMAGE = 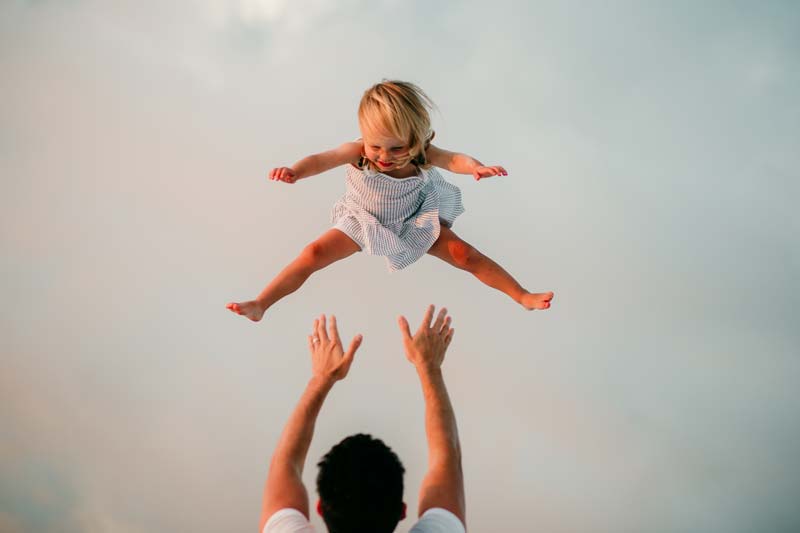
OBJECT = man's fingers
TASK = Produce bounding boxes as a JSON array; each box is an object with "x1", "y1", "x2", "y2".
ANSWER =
[
  {"x1": 445, "y1": 327, "x2": 455, "y2": 347},
  {"x1": 432, "y1": 307, "x2": 447, "y2": 331},
  {"x1": 329, "y1": 314, "x2": 341, "y2": 345},
  {"x1": 441, "y1": 315, "x2": 452, "y2": 333},
  {"x1": 308, "y1": 335, "x2": 314, "y2": 351},
  {"x1": 398, "y1": 316, "x2": 412, "y2": 340},
  {"x1": 345, "y1": 334, "x2": 363, "y2": 361},
  {"x1": 418, "y1": 304, "x2": 435, "y2": 333},
  {"x1": 318, "y1": 314, "x2": 330, "y2": 342}
]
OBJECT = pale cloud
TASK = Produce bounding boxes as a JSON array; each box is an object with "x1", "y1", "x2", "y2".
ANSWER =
[
  {"x1": 203, "y1": 0, "x2": 359, "y2": 31},
  {"x1": 67, "y1": 498, "x2": 150, "y2": 533},
  {"x1": 237, "y1": 0, "x2": 291, "y2": 24},
  {"x1": 0, "y1": 512, "x2": 25, "y2": 533},
  {"x1": 2, "y1": 1, "x2": 799, "y2": 532}
]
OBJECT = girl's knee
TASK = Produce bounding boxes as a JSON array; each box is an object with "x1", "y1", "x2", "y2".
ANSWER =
[
  {"x1": 448, "y1": 240, "x2": 478, "y2": 269},
  {"x1": 300, "y1": 240, "x2": 327, "y2": 265}
]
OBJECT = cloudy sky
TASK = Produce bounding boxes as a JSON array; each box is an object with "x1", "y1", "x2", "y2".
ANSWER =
[{"x1": 2, "y1": 1, "x2": 799, "y2": 531}]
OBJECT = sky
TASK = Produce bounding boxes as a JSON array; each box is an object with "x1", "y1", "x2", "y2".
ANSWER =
[{"x1": 1, "y1": 0, "x2": 799, "y2": 532}]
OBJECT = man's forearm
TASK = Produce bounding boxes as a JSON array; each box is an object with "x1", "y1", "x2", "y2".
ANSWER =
[
  {"x1": 417, "y1": 367, "x2": 462, "y2": 467},
  {"x1": 271, "y1": 377, "x2": 334, "y2": 473}
]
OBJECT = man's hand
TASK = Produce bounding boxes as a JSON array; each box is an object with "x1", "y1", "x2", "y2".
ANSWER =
[
  {"x1": 398, "y1": 305, "x2": 454, "y2": 372},
  {"x1": 269, "y1": 166, "x2": 298, "y2": 183},
  {"x1": 309, "y1": 314, "x2": 362, "y2": 383},
  {"x1": 399, "y1": 305, "x2": 465, "y2": 527},
  {"x1": 260, "y1": 314, "x2": 362, "y2": 530},
  {"x1": 472, "y1": 165, "x2": 507, "y2": 181}
]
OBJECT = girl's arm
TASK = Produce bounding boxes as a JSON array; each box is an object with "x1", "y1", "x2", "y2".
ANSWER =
[
  {"x1": 270, "y1": 141, "x2": 362, "y2": 183},
  {"x1": 426, "y1": 144, "x2": 507, "y2": 181}
]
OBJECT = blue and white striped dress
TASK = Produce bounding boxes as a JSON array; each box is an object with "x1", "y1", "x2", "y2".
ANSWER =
[{"x1": 331, "y1": 163, "x2": 465, "y2": 271}]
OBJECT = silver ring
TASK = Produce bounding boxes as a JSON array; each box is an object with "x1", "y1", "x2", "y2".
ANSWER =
[{"x1": 312, "y1": 337, "x2": 320, "y2": 344}]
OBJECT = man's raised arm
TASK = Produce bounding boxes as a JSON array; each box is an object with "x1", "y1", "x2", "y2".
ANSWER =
[
  {"x1": 259, "y1": 315, "x2": 362, "y2": 532},
  {"x1": 398, "y1": 305, "x2": 466, "y2": 527}
]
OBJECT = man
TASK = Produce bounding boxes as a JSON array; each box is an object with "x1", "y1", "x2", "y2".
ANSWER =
[{"x1": 260, "y1": 305, "x2": 466, "y2": 533}]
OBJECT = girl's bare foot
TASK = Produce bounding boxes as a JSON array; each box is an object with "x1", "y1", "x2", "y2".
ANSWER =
[
  {"x1": 226, "y1": 300, "x2": 267, "y2": 322},
  {"x1": 520, "y1": 291, "x2": 554, "y2": 310}
]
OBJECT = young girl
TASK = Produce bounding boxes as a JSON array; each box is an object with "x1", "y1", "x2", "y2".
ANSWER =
[{"x1": 227, "y1": 80, "x2": 553, "y2": 322}]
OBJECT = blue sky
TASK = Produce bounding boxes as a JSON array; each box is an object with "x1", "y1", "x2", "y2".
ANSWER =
[{"x1": 2, "y1": 1, "x2": 799, "y2": 532}]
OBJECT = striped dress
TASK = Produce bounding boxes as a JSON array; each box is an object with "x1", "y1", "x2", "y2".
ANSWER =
[{"x1": 331, "y1": 163, "x2": 465, "y2": 271}]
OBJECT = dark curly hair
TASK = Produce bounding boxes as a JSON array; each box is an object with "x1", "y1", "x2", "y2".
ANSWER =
[{"x1": 316, "y1": 433, "x2": 405, "y2": 533}]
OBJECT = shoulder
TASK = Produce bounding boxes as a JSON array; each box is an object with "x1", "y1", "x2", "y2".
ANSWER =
[
  {"x1": 317, "y1": 141, "x2": 362, "y2": 169},
  {"x1": 337, "y1": 139, "x2": 364, "y2": 169},
  {"x1": 409, "y1": 508, "x2": 465, "y2": 533},
  {"x1": 424, "y1": 143, "x2": 452, "y2": 169},
  {"x1": 262, "y1": 508, "x2": 315, "y2": 533},
  {"x1": 339, "y1": 139, "x2": 369, "y2": 170},
  {"x1": 336, "y1": 140, "x2": 363, "y2": 163}
]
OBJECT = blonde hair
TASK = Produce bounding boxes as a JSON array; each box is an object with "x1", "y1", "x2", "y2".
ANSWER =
[{"x1": 358, "y1": 80, "x2": 437, "y2": 170}]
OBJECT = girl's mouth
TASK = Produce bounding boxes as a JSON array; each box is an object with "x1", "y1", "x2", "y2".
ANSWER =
[{"x1": 378, "y1": 161, "x2": 393, "y2": 168}]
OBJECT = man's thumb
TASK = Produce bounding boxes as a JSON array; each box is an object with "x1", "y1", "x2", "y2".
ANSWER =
[
  {"x1": 346, "y1": 334, "x2": 363, "y2": 359},
  {"x1": 397, "y1": 316, "x2": 412, "y2": 340}
]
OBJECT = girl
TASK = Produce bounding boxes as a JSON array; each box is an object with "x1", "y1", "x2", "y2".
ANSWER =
[{"x1": 227, "y1": 81, "x2": 553, "y2": 322}]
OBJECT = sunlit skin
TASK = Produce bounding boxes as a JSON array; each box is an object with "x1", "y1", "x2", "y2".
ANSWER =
[
  {"x1": 259, "y1": 307, "x2": 466, "y2": 530},
  {"x1": 226, "y1": 126, "x2": 553, "y2": 322}
]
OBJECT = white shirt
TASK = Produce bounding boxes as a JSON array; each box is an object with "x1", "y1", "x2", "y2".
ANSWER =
[{"x1": 263, "y1": 507, "x2": 465, "y2": 533}]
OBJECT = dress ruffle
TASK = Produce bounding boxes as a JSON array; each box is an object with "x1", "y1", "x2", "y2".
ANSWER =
[{"x1": 331, "y1": 165, "x2": 464, "y2": 271}]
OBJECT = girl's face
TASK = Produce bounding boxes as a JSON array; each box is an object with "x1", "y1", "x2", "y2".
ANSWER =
[{"x1": 361, "y1": 128, "x2": 412, "y2": 172}]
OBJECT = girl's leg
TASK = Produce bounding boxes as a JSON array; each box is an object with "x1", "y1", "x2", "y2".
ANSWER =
[
  {"x1": 427, "y1": 226, "x2": 554, "y2": 310},
  {"x1": 227, "y1": 229, "x2": 360, "y2": 321}
]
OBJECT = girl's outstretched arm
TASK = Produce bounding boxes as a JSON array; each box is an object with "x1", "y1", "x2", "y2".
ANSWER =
[
  {"x1": 426, "y1": 144, "x2": 507, "y2": 181},
  {"x1": 269, "y1": 141, "x2": 362, "y2": 183}
]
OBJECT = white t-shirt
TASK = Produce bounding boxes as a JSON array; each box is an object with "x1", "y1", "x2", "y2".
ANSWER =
[{"x1": 263, "y1": 507, "x2": 465, "y2": 533}]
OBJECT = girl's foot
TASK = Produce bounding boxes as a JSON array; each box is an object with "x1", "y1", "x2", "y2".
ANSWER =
[
  {"x1": 226, "y1": 300, "x2": 267, "y2": 322},
  {"x1": 520, "y1": 291, "x2": 554, "y2": 310}
]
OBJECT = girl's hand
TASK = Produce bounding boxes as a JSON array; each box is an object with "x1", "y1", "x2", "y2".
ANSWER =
[
  {"x1": 472, "y1": 165, "x2": 507, "y2": 181},
  {"x1": 269, "y1": 167, "x2": 298, "y2": 183}
]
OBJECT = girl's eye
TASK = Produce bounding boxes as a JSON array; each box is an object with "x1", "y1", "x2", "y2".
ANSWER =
[{"x1": 392, "y1": 147, "x2": 404, "y2": 152}]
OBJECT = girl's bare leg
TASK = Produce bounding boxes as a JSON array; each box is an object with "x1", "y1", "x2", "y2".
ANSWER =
[
  {"x1": 428, "y1": 226, "x2": 554, "y2": 310},
  {"x1": 227, "y1": 229, "x2": 360, "y2": 322}
]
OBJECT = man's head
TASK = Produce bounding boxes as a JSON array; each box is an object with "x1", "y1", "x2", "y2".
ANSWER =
[{"x1": 316, "y1": 433, "x2": 406, "y2": 533}]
